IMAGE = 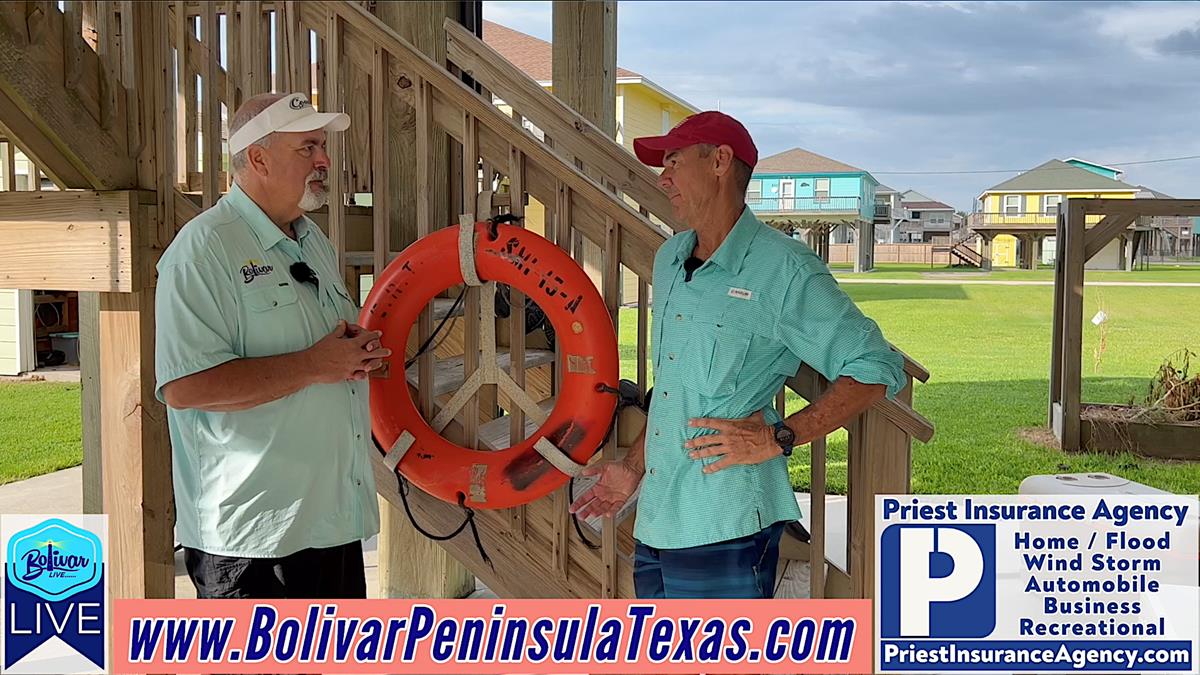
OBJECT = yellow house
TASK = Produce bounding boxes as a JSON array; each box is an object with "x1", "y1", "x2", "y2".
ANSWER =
[
  {"x1": 483, "y1": 21, "x2": 697, "y2": 302},
  {"x1": 971, "y1": 159, "x2": 1139, "y2": 270}
]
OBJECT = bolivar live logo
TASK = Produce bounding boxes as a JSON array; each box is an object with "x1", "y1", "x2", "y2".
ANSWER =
[{"x1": 2, "y1": 515, "x2": 107, "y2": 674}]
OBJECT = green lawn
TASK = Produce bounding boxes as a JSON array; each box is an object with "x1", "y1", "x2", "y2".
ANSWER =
[
  {"x1": 617, "y1": 284, "x2": 1200, "y2": 496},
  {"x1": 0, "y1": 382, "x2": 84, "y2": 484},
  {"x1": 828, "y1": 262, "x2": 1200, "y2": 283},
  {"x1": 3, "y1": 283, "x2": 1198, "y2": 498}
]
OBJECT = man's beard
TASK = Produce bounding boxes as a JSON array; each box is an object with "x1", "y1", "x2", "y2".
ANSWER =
[{"x1": 298, "y1": 170, "x2": 328, "y2": 211}]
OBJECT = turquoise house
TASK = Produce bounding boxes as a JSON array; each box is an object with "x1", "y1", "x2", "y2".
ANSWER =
[{"x1": 747, "y1": 147, "x2": 879, "y2": 244}]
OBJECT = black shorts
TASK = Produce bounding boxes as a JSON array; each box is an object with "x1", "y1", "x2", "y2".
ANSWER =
[{"x1": 184, "y1": 541, "x2": 367, "y2": 599}]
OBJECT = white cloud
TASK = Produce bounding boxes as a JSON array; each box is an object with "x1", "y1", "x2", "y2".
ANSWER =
[{"x1": 1090, "y1": 1, "x2": 1200, "y2": 56}]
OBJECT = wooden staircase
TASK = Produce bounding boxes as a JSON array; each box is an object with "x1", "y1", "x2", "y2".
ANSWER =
[
  {"x1": 0, "y1": 1, "x2": 134, "y2": 190},
  {"x1": 947, "y1": 229, "x2": 984, "y2": 267},
  {"x1": 0, "y1": 0, "x2": 933, "y2": 601}
]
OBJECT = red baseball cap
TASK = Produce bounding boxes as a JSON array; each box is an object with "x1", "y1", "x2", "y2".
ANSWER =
[{"x1": 633, "y1": 110, "x2": 758, "y2": 169}]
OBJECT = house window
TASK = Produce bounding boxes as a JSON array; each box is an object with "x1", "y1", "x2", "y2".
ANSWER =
[
  {"x1": 1043, "y1": 194, "x2": 1062, "y2": 216},
  {"x1": 910, "y1": 211, "x2": 921, "y2": 220},
  {"x1": 814, "y1": 178, "x2": 830, "y2": 203},
  {"x1": 747, "y1": 179, "x2": 762, "y2": 203},
  {"x1": 1004, "y1": 195, "x2": 1021, "y2": 216}
]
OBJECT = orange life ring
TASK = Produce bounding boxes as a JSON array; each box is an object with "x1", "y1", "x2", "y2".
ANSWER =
[{"x1": 360, "y1": 221, "x2": 620, "y2": 510}]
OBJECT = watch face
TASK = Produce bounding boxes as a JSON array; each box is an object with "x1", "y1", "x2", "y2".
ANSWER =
[{"x1": 775, "y1": 425, "x2": 796, "y2": 445}]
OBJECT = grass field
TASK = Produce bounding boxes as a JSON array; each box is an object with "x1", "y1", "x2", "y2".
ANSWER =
[
  {"x1": 0, "y1": 381, "x2": 84, "y2": 484},
  {"x1": 617, "y1": 283, "x2": 1200, "y2": 496},
  {"x1": 2, "y1": 282, "x2": 1198, "y2": 497},
  {"x1": 827, "y1": 262, "x2": 1200, "y2": 283}
]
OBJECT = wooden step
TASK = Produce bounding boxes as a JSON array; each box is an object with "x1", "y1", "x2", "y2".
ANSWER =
[
  {"x1": 406, "y1": 348, "x2": 555, "y2": 398},
  {"x1": 431, "y1": 297, "x2": 464, "y2": 323},
  {"x1": 477, "y1": 397, "x2": 557, "y2": 450}
]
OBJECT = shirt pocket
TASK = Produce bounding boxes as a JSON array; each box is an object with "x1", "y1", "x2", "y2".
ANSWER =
[
  {"x1": 681, "y1": 305, "x2": 752, "y2": 398},
  {"x1": 244, "y1": 282, "x2": 300, "y2": 312},
  {"x1": 240, "y1": 283, "x2": 306, "y2": 357}
]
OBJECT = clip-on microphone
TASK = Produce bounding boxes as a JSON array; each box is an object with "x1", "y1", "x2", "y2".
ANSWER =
[{"x1": 290, "y1": 261, "x2": 319, "y2": 293}]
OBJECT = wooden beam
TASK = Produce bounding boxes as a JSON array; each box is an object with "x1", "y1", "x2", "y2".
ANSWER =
[
  {"x1": 0, "y1": 190, "x2": 144, "y2": 291},
  {"x1": 1068, "y1": 197, "x2": 1200, "y2": 218},
  {"x1": 1082, "y1": 212, "x2": 1137, "y2": 261}
]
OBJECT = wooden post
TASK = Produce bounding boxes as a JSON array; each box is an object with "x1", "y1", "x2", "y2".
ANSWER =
[
  {"x1": 1049, "y1": 214, "x2": 1065, "y2": 427},
  {"x1": 979, "y1": 233, "x2": 993, "y2": 271},
  {"x1": 324, "y1": 11, "x2": 344, "y2": 273},
  {"x1": 1059, "y1": 200, "x2": 1086, "y2": 451},
  {"x1": 79, "y1": 291, "x2": 102, "y2": 514},
  {"x1": 372, "y1": 3, "x2": 477, "y2": 601},
  {"x1": 552, "y1": 0, "x2": 616, "y2": 290},
  {"x1": 102, "y1": 2, "x2": 174, "y2": 599},
  {"x1": 846, "y1": 379, "x2": 913, "y2": 598},
  {"x1": 200, "y1": 1, "x2": 219, "y2": 206},
  {"x1": 854, "y1": 221, "x2": 874, "y2": 272},
  {"x1": 373, "y1": 1, "x2": 459, "y2": 250}
]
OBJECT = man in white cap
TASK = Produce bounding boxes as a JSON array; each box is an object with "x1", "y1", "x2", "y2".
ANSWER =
[{"x1": 154, "y1": 93, "x2": 388, "y2": 598}]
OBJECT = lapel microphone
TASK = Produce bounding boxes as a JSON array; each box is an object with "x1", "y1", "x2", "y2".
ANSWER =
[{"x1": 290, "y1": 261, "x2": 320, "y2": 293}]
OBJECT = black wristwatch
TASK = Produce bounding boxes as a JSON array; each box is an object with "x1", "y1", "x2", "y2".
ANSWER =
[{"x1": 773, "y1": 421, "x2": 795, "y2": 456}]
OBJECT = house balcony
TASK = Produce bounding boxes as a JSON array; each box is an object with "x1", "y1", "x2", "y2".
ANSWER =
[
  {"x1": 967, "y1": 210, "x2": 1132, "y2": 238},
  {"x1": 748, "y1": 196, "x2": 863, "y2": 224},
  {"x1": 873, "y1": 203, "x2": 891, "y2": 222}
]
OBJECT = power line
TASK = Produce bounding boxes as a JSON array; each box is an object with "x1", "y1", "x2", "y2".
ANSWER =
[{"x1": 871, "y1": 154, "x2": 1200, "y2": 176}]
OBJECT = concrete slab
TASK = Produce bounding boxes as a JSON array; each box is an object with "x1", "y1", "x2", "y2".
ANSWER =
[
  {"x1": 0, "y1": 366, "x2": 80, "y2": 383},
  {"x1": 0, "y1": 465, "x2": 82, "y2": 513}
]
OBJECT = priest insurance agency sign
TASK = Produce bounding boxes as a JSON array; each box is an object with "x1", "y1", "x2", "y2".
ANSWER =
[
  {"x1": 2, "y1": 515, "x2": 107, "y2": 674},
  {"x1": 875, "y1": 495, "x2": 1199, "y2": 673}
]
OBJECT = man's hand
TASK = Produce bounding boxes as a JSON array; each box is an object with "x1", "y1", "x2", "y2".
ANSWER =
[
  {"x1": 344, "y1": 322, "x2": 383, "y2": 353},
  {"x1": 568, "y1": 460, "x2": 643, "y2": 520},
  {"x1": 685, "y1": 410, "x2": 783, "y2": 474},
  {"x1": 308, "y1": 320, "x2": 392, "y2": 383}
]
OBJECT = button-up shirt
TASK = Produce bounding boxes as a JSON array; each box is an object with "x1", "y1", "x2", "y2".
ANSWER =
[
  {"x1": 635, "y1": 206, "x2": 906, "y2": 549},
  {"x1": 154, "y1": 184, "x2": 379, "y2": 558}
]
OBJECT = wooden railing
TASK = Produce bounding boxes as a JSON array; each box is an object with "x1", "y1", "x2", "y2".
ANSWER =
[{"x1": 0, "y1": 0, "x2": 934, "y2": 600}]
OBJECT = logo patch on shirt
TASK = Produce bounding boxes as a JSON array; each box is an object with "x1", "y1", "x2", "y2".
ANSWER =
[
  {"x1": 728, "y1": 287, "x2": 753, "y2": 300},
  {"x1": 241, "y1": 260, "x2": 275, "y2": 284}
]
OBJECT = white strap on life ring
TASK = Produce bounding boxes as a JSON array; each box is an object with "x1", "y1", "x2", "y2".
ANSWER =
[
  {"x1": 458, "y1": 213, "x2": 482, "y2": 287},
  {"x1": 384, "y1": 431, "x2": 416, "y2": 472},
  {"x1": 534, "y1": 437, "x2": 586, "y2": 478}
]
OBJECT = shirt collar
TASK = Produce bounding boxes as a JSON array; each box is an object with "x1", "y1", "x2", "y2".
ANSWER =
[
  {"x1": 226, "y1": 182, "x2": 311, "y2": 250},
  {"x1": 673, "y1": 206, "x2": 762, "y2": 276}
]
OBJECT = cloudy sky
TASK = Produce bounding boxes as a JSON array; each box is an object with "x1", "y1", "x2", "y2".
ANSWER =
[{"x1": 483, "y1": 1, "x2": 1200, "y2": 211}]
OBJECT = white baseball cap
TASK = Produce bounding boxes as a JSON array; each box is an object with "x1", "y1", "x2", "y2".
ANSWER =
[{"x1": 228, "y1": 93, "x2": 350, "y2": 156}]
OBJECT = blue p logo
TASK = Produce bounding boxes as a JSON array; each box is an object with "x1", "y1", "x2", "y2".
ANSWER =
[{"x1": 880, "y1": 524, "x2": 996, "y2": 638}]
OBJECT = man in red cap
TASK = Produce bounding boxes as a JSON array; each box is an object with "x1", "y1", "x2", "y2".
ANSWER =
[{"x1": 570, "y1": 111, "x2": 906, "y2": 599}]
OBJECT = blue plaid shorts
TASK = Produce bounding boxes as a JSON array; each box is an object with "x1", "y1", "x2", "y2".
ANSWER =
[{"x1": 633, "y1": 521, "x2": 786, "y2": 599}]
